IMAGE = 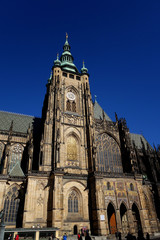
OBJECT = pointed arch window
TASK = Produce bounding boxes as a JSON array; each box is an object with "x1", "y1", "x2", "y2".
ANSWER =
[
  {"x1": 67, "y1": 136, "x2": 77, "y2": 161},
  {"x1": 66, "y1": 91, "x2": 77, "y2": 112},
  {"x1": 8, "y1": 144, "x2": 23, "y2": 172},
  {"x1": 66, "y1": 100, "x2": 71, "y2": 111},
  {"x1": 96, "y1": 133, "x2": 122, "y2": 173},
  {"x1": 107, "y1": 182, "x2": 111, "y2": 190},
  {"x1": 68, "y1": 191, "x2": 78, "y2": 213},
  {"x1": 4, "y1": 186, "x2": 20, "y2": 224},
  {"x1": 72, "y1": 101, "x2": 76, "y2": 112},
  {"x1": 130, "y1": 183, "x2": 134, "y2": 191}
]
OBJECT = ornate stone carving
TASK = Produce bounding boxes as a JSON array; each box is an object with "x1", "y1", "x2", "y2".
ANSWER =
[{"x1": 37, "y1": 194, "x2": 43, "y2": 206}]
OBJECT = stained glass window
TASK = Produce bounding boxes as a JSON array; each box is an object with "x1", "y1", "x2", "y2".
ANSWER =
[
  {"x1": 4, "y1": 186, "x2": 20, "y2": 224},
  {"x1": 67, "y1": 136, "x2": 77, "y2": 161},
  {"x1": 96, "y1": 133, "x2": 123, "y2": 173},
  {"x1": 68, "y1": 191, "x2": 78, "y2": 213},
  {"x1": 8, "y1": 144, "x2": 23, "y2": 172}
]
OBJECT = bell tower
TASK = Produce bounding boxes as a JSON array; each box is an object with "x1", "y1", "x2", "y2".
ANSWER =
[
  {"x1": 39, "y1": 34, "x2": 95, "y2": 175},
  {"x1": 35, "y1": 34, "x2": 95, "y2": 231}
]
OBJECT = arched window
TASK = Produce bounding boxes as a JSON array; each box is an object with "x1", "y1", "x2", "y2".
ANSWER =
[
  {"x1": 68, "y1": 190, "x2": 78, "y2": 213},
  {"x1": 107, "y1": 182, "x2": 111, "y2": 190},
  {"x1": 67, "y1": 136, "x2": 77, "y2": 161},
  {"x1": 66, "y1": 100, "x2": 71, "y2": 111},
  {"x1": 4, "y1": 186, "x2": 20, "y2": 224},
  {"x1": 8, "y1": 144, "x2": 23, "y2": 172},
  {"x1": 96, "y1": 133, "x2": 122, "y2": 173},
  {"x1": 72, "y1": 101, "x2": 76, "y2": 112},
  {"x1": 130, "y1": 183, "x2": 134, "y2": 191}
]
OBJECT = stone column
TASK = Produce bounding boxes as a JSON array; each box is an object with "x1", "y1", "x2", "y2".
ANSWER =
[
  {"x1": 116, "y1": 209, "x2": 122, "y2": 232},
  {"x1": 127, "y1": 209, "x2": 135, "y2": 234},
  {"x1": 0, "y1": 224, "x2": 5, "y2": 240}
]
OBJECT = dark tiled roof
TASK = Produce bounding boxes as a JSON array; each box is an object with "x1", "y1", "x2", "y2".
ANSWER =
[
  {"x1": 0, "y1": 111, "x2": 41, "y2": 134},
  {"x1": 130, "y1": 133, "x2": 152, "y2": 150},
  {"x1": 93, "y1": 101, "x2": 112, "y2": 121}
]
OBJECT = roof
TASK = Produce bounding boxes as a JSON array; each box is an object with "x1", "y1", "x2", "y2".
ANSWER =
[
  {"x1": 0, "y1": 111, "x2": 41, "y2": 134},
  {"x1": 130, "y1": 133, "x2": 152, "y2": 150},
  {"x1": 93, "y1": 101, "x2": 112, "y2": 121}
]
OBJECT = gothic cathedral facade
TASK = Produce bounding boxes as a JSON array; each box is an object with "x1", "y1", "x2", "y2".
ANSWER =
[{"x1": 0, "y1": 36, "x2": 160, "y2": 237}]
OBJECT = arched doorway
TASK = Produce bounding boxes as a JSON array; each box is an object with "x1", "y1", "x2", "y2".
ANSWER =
[
  {"x1": 120, "y1": 203, "x2": 129, "y2": 234},
  {"x1": 74, "y1": 225, "x2": 78, "y2": 235},
  {"x1": 107, "y1": 203, "x2": 117, "y2": 234},
  {"x1": 132, "y1": 203, "x2": 142, "y2": 233}
]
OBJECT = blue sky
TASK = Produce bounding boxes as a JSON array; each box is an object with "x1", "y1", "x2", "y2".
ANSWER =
[{"x1": 0, "y1": 0, "x2": 160, "y2": 147}]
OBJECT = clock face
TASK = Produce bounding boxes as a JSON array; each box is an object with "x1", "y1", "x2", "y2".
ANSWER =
[{"x1": 67, "y1": 92, "x2": 75, "y2": 101}]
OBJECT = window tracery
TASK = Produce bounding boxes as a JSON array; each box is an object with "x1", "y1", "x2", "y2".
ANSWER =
[
  {"x1": 3, "y1": 186, "x2": 20, "y2": 224},
  {"x1": 96, "y1": 133, "x2": 122, "y2": 173},
  {"x1": 66, "y1": 90, "x2": 77, "y2": 112},
  {"x1": 68, "y1": 190, "x2": 78, "y2": 213},
  {"x1": 66, "y1": 100, "x2": 71, "y2": 111},
  {"x1": 8, "y1": 144, "x2": 23, "y2": 172},
  {"x1": 67, "y1": 136, "x2": 77, "y2": 161}
]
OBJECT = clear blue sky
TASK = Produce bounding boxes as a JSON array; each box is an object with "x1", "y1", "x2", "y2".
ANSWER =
[{"x1": 0, "y1": 0, "x2": 160, "y2": 147}]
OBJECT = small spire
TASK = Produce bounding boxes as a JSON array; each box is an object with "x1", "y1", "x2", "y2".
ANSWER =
[
  {"x1": 94, "y1": 95, "x2": 97, "y2": 102},
  {"x1": 54, "y1": 53, "x2": 61, "y2": 67},
  {"x1": 81, "y1": 60, "x2": 88, "y2": 74},
  {"x1": 66, "y1": 32, "x2": 68, "y2": 40}
]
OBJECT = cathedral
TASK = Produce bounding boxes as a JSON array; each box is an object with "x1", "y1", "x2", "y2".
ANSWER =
[{"x1": 0, "y1": 35, "x2": 160, "y2": 239}]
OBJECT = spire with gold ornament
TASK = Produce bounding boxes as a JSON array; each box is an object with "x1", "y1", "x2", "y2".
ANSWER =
[{"x1": 60, "y1": 33, "x2": 79, "y2": 73}]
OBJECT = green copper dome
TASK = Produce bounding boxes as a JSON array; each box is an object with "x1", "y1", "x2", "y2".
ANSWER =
[
  {"x1": 54, "y1": 53, "x2": 61, "y2": 67},
  {"x1": 60, "y1": 34, "x2": 79, "y2": 73},
  {"x1": 81, "y1": 61, "x2": 88, "y2": 74}
]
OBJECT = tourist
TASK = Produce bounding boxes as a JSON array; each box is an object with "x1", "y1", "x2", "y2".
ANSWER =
[
  {"x1": 15, "y1": 234, "x2": 19, "y2": 240},
  {"x1": 63, "y1": 233, "x2": 67, "y2": 240},
  {"x1": 49, "y1": 233, "x2": 54, "y2": 240},
  {"x1": 146, "y1": 232, "x2": 150, "y2": 240},
  {"x1": 8, "y1": 234, "x2": 12, "y2": 240},
  {"x1": 85, "y1": 231, "x2": 91, "y2": 240}
]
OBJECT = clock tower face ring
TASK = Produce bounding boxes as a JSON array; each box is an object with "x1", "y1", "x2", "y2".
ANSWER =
[{"x1": 67, "y1": 92, "x2": 76, "y2": 101}]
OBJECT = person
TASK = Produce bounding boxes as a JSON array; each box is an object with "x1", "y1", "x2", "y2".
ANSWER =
[
  {"x1": 63, "y1": 233, "x2": 67, "y2": 240},
  {"x1": 49, "y1": 234, "x2": 53, "y2": 240},
  {"x1": 15, "y1": 234, "x2": 19, "y2": 240},
  {"x1": 78, "y1": 232, "x2": 82, "y2": 240},
  {"x1": 146, "y1": 232, "x2": 150, "y2": 240},
  {"x1": 8, "y1": 234, "x2": 12, "y2": 240},
  {"x1": 85, "y1": 231, "x2": 91, "y2": 240},
  {"x1": 125, "y1": 232, "x2": 133, "y2": 240},
  {"x1": 115, "y1": 231, "x2": 118, "y2": 240},
  {"x1": 137, "y1": 230, "x2": 145, "y2": 240}
]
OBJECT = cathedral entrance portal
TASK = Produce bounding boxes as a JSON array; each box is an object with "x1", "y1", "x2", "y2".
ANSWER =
[
  {"x1": 120, "y1": 203, "x2": 129, "y2": 234},
  {"x1": 132, "y1": 203, "x2": 142, "y2": 233},
  {"x1": 107, "y1": 203, "x2": 117, "y2": 234}
]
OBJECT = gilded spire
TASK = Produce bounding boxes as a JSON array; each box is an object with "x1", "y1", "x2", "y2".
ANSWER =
[{"x1": 66, "y1": 32, "x2": 68, "y2": 40}]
